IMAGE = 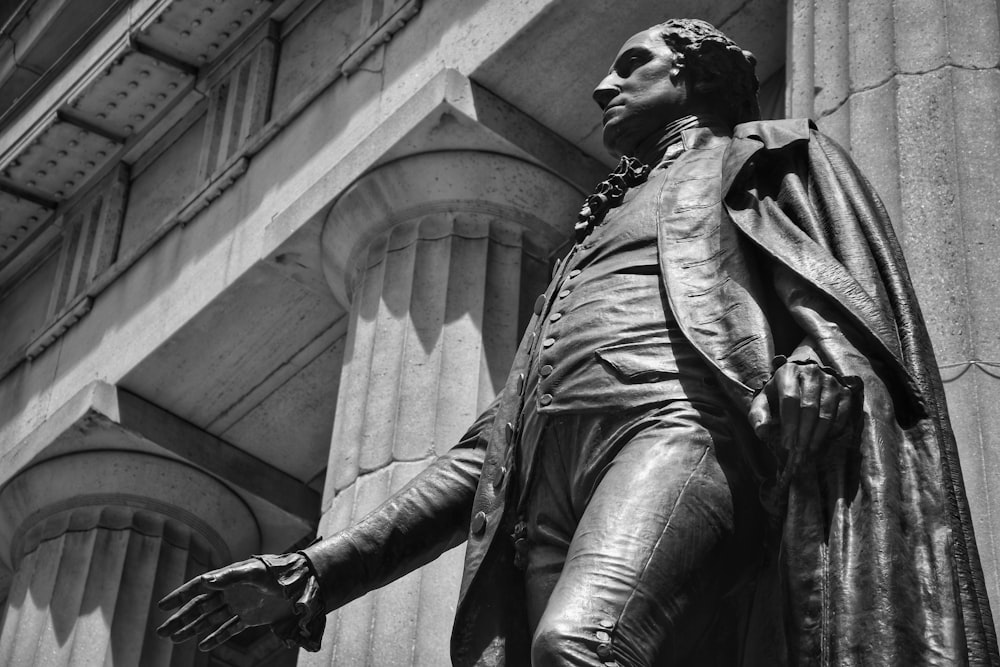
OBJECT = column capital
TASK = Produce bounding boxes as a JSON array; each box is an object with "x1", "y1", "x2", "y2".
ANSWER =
[
  {"x1": 321, "y1": 150, "x2": 583, "y2": 307},
  {"x1": 0, "y1": 450, "x2": 259, "y2": 571}
]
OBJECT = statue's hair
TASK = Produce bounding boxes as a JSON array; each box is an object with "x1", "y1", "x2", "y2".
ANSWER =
[{"x1": 654, "y1": 18, "x2": 760, "y2": 126}]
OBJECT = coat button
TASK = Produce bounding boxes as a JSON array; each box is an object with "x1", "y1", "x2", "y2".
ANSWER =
[
  {"x1": 539, "y1": 393, "x2": 553, "y2": 406},
  {"x1": 558, "y1": 289, "x2": 571, "y2": 298},
  {"x1": 539, "y1": 364, "x2": 553, "y2": 377},
  {"x1": 596, "y1": 630, "x2": 611, "y2": 643},
  {"x1": 569, "y1": 269, "x2": 582, "y2": 278},
  {"x1": 533, "y1": 294, "x2": 546, "y2": 315},
  {"x1": 596, "y1": 644, "x2": 612, "y2": 659},
  {"x1": 471, "y1": 511, "x2": 487, "y2": 535},
  {"x1": 542, "y1": 337, "x2": 555, "y2": 348},
  {"x1": 549, "y1": 312, "x2": 562, "y2": 322}
]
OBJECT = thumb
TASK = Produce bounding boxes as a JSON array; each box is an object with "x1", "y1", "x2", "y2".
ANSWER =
[
  {"x1": 201, "y1": 559, "x2": 266, "y2": 590},
  {"x1": 747, "y1": 386, "x2": 776, "y2": 440}
]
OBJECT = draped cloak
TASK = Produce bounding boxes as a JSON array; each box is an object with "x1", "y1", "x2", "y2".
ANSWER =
[
  {"x1": 304, "y1": 119, "x2": 999, "y2": 666},
  {"x1": 716, "y1": 120, "x2": 998, "y2": 666}
]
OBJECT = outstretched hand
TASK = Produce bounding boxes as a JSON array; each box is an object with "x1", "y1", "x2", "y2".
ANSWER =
[
  {"x1": 747, "y1": 359, "x2": 854, "y2": 477},
  {"x1": 157, "y1": 558, "x2": 296, "y2": 652}
]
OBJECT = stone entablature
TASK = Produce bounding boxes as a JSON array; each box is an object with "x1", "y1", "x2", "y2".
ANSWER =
[
  {"x1": 0, "y1": 0, "x2": 280, "y2": 380},
  {"x1": 0, "y1": 0, "x2": 421, "y2": 380},
  {"x1": 0, "y1": 0, "x2": 271, "y2": 279}
]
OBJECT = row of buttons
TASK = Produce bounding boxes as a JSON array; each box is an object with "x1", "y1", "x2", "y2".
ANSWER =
[
  {"x1": 470, "y1": 418, "x2": 519, "y2": 537},
  {"x1": 530, "y1": 266, "x2": 584, "y2": 407},
  {"x1": 470, "y1": 259, "x2": 584, "y2": 540},
  {"x1": 530, "y1": 292, "x2": 556, "y2": 405},
  {"x1": 473, "y1": 260, "x2": 590, "y2": 551}
]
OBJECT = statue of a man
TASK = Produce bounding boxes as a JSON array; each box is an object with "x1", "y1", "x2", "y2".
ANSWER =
[{"x1": 158, "y1": 19, "x2": 998, "y2": 666}]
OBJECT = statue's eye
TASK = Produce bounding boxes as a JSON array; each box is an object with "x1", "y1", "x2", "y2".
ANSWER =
[{"x1": 617, "y1": 52, "x2": 647, "y2": 77}]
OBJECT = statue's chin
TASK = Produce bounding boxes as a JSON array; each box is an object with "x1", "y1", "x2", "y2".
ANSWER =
[{"x1": 601, "y1": 134, "x2": 626, "y2": 159}]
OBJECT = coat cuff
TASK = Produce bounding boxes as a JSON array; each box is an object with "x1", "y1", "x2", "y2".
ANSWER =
[{"x1": 254, "y1": 553, "x2": 326, "y2": 652}]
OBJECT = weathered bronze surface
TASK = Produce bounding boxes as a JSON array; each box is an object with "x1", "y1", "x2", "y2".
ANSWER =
[{"x1": 158, "y1": 19, "x2": 999, "y2": 666}]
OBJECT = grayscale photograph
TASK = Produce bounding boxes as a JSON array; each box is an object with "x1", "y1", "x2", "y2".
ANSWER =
[{"x1": 0, "y1": 1, "x2": 997, "y2": 665}]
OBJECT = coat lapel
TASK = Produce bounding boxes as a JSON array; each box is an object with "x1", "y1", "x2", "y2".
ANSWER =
[{"x1": 657, "y1": 130, "x2": 775, "y2": 404}]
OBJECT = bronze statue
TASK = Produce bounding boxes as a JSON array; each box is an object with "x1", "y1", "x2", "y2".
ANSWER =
[{"x1": 158, "y1": 19, "x2": 999, "y2": 666}]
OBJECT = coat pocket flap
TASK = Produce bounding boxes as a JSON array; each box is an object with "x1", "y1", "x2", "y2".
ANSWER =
[{"x1": 594, "y1": 341, "x2": 681, "y2": 382}]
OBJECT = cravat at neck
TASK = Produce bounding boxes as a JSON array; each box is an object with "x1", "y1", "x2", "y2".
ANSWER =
[
  {"x1": 574, "y1": 156, "x2": 649, "y2": 242},
  {"x1": 572, "y1": 115, "x2": 729, "y2": 243},
  {"x1": 633, "y1": 114, "x2": 702, "y2": 166}
]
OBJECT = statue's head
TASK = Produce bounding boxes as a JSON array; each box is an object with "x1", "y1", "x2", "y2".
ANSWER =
[{"x1": 593, "y1": 18, "x2": 760, "y2": 157}]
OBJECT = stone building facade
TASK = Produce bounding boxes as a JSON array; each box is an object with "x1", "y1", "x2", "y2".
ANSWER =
[{"x1": 0, "y1": 0, "x2": 996, "y2": 664}]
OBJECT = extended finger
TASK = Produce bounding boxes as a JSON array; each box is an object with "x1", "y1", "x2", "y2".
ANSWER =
[
  {"x1": 777, "y1": 366, "x2": 802, "y2": 450},
  {"x1": 200, "y1": 559, "x2": 269, "y2": 591},
  {"x1": 806, "y1": 375, "x2": 842, "y2": 452},
  {"x1": 158, "y1": 574, "x2": 216, "y2": 611},
  {"x1": 198, "y1": 615, "x2": 247, "y2": 652},
  {"x1": 156, "y1": 592, "x2": 222, "y2": 637},
  {"x1": 159, "y1": 560, "x2": 263, "y2": 616},
  {"x1": 174, "y1": 603, "x2": 232, "y2": 643},
  {"x1": 795, "y1": 368, "x2": 823, "y2": 452}
]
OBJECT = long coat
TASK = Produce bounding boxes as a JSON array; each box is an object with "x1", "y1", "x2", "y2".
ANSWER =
[{"x1": 306, "y1": 120, "x2": 998, "y2": 666}]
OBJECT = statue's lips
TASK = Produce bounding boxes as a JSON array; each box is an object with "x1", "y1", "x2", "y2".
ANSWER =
[{"x1": 602, "y1": 104, "x2": 624, "y2": 127}]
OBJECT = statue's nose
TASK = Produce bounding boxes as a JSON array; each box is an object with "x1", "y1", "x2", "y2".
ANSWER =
[{"x1": 592, "y1": 80, "x2": 618, "y2": 110}]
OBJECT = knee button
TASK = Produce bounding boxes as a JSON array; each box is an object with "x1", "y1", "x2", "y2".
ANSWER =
[
  {"x1": 595, "y1": 619, "x2": 616, "y2": 663},
  {"x1": 596, "y1": 642, "x2": 613, "y2": 660}
]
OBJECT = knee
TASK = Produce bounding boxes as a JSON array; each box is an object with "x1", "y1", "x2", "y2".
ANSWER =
[
  {"x1": 532, "y1": 616, "x2": 566, "y2": 666},
  {"x1": 532, "y1": 616, "x2": 618, "y2": 667}
]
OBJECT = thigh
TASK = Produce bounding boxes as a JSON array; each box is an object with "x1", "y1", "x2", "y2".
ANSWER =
[{"x1": 531, "y1": 402, "x2": 744, "y2": 666}]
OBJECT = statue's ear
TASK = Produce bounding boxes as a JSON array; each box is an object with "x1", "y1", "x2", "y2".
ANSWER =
[
  {"x1": 689, "y1": 68, "x2": 720, "y2": 99},
  {"x1": 668, "y1": 50, "x2": 686, "y2": 82}
]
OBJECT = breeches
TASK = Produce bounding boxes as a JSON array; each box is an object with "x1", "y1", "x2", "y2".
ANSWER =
[{"x1": 519, "y1": 400, "x2": 758, "y2": 666}]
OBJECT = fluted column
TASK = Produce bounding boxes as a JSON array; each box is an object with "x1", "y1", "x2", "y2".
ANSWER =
[
  {"x1": 0, "y1": 451, "x2": 259, "y2": 666},
  {"x1": 788, "y1": 0, "x2": 1000, "y2": 616},
  {"x1": 308, "y1": 151, "x2": 581, "y2": 666}
]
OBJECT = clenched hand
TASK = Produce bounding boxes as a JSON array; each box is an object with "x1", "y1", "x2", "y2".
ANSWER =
[{"x1": 747, "y1": 357, "x2": 855, "y2": 477}]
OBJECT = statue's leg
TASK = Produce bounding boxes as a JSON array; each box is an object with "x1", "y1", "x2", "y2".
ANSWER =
[{"x1": 523, "y1": 400, "x2": 753, "y2": 666}]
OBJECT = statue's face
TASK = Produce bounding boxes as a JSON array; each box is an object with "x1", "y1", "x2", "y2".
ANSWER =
[{"x1": 593, "y1": 27, "x2": 690, "y2": 157}]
